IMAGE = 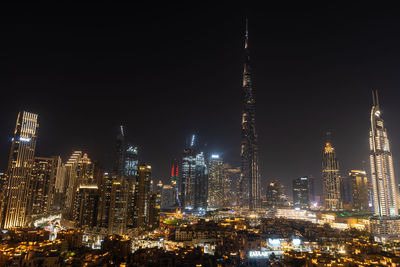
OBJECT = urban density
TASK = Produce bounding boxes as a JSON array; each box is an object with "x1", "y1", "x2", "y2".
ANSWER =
[{"x1": 2, "y1": 7, "x2": 400, "y2": 267}]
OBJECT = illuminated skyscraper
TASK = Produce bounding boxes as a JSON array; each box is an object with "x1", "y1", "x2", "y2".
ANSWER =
[
  {"x1": 369, "y1": 91, "x2": 398, "y2": 217},
  {"x1": 2, "y1": 111, "x2": 39, "y2": 228},
  {"x1": 134, "y1": 164, "x2": 151, "y2": 228},
  {"x1": 292, "y1": 176, "x2": 313, "y2": 210},
  {"x1": 125, "y1": 145, "x2": 138, "y2": 177},
  {"x1": 208, "y1": 154, "x2": 224, "y2": 209},
  {"x1": 266, "y1": 180, "x2": 286, "y2": 209},
  {"x1": 27, "y1": 156, "x2": 61, "y2": 217},
  {"x1": 181, "y1": 135, "x2": 208, "y2": 212},
  {"x1": 98, "y1": 172, "x2": 115, "y2": 228},
  {"x1": 63, "y1": 151, "x2": 83, "y2": 212},
  {"x1": 239, "y1": 20, "x2": 260, "y2": 210},
  {"x1": 223, "y1": 164, "x2": 240, "y2": 207},
  {"x1": 349, "y1": 170, "x2": 369, "y2": 212},
  {"x1": 322, "y1": 140, "x2": 342, "y2": 211},
  {"x1": 108, "y1": 176, "x2": 128, "y2": 235},
  {"x1": 113, "y1": 126, "x2": 139, "y2": 177},
  {"x1": 181, "y1": 135, "x2": 197, "y2": 209},
  {"x1": 161, "y1": 185, "x2": 175, "y2": 210},
  {"x1": 74, "y1": 184, "x2": 99, "y2": 228},
  {"x1": 170, "y1": 162, "x2": 179, "y2": 205},
  {"x1": 194, "y1": 151, "x2": 208, "y2": 211}
]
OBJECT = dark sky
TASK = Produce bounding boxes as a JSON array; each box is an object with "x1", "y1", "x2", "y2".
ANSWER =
[{"x1": 1, "y1": 6, "x2": 400, "y2": 196}]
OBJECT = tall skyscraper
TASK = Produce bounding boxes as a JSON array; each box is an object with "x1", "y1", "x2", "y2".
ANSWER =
[
  {"x1": 134, "y1": 164, "x2": 151, "y2": 228},
  {"x1": 161, "y1": 185, "x2": 175, "y2": 210},
  {"x1": 113, "y1": 125, "x2": 126, "y2": 177},
  {"x1": 322, "y1": 140, "x2": 342, "y2": 211},
  {"x1": 266, "y1": 180, "x2": 286, "y2": 209},
  {"x1": 73, "y1": 184, "x2": 99, "y2": 228},
  {"x1": 181, "y1": 142, "x2": 196, "y2": 209},
  {"x1": 223, "y1": 165, "x2": 240, "y2": 207},
  {"x1": 98, "y1": 172, "x2": 115, "y2": 228},
  {"x1": 181, "y1": 135, "x2": 208, "y2": 212},
  {"x1": 108, "y1": 176, "x2": 128, "y2": 235},
  {"x1": 194, "y1": 151, "x2": 208, "y2": 211},
  {"x1": 292, "y1": 176, "x2": 313, "y2": 210},
  {"x1": 208, "y1": 154, "x2": 224, "y2": 209},
  {"x1": 64, "y1": 151, "x2": 83, "y2": 213},
  {"x1": 170, "y1": 162, "x2": 179, "y2": 206},
  {"x1": 239, "y1": 20, "x2": 260, "y2": 210},
  {"x1": 125, "y1": 145, "x2": 138, "y2": 177},
  {"x1": 2, "y1": 111, "x2": 39, "y2": 228},
  {"x1": 369, "y1": 91, "x2": 398, "y2": 217},
  {"x1": 349, "y1": 170, "x2": 369, "y2": 212},
  {"x1": 27, "y1": 156, "x2": 61, "y2": 217},
  {"x1": 113, "y1": 126, "x2": 139, "y2": 177}
]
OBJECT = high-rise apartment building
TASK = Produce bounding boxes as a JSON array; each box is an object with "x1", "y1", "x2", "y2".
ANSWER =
[
  {"x1": 239, "y1": 20, "x2": 260, "y2": 210},
  {"x1": 223, "y1": 165, "x2": 240, "y2": 207},
  {"x1": 27, "y1": 156, "x2": 61, "y2": 217},
  {"x1": 147, "y1": 192, "x2": 160, "y2": 230},
  {"x1": 108, "y1": 176, "x2": 128, "y2": 235},
  {"x1": 266, "y1": 180, "x2": 286, "y2": 209},
  {"x1": 161, "y1": 185, "x2": 175, "y2": 210},
  {"x1": 2, "y1": 111, "x2": 39, "y2": 228},
  {"x1": 64, "y1": 151, "x2": 83, "y2": 212},
  {"x1": 208, "y1": 154, "x2": 224, "y2": 209},
  {"x1": 73, "y1": 185, "x2": 99, "y2": 228},
  {"x1": 134, "y1": 164, "x2": 151, "y2": 228},
  {"x1": 98, "y1": 172, "x2": 115, "y2": 228},
  {"x1": 349, "y1": 170, "x2": 369, "y2": 212},
  {"x1": 292, "y1": 176, "x2": 314, "y2": 210},
  {"x1": 322, "y1": 141, "x2": 342, "y2": 211}
]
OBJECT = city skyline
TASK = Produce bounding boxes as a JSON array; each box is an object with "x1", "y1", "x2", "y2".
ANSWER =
[
  {"x1": 2, "y1": 6, "x2": 400, "y2": 265},
  {"x1": 2, "y1": 7, "x2": 400, "y2": 195}
]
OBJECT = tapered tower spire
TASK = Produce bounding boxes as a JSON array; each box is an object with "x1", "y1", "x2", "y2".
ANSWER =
[{"x1": 239, "y1": 20, "x2": 260, "y2": 210}]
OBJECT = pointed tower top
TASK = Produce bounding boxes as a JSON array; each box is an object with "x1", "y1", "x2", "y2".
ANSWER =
[
  {"x1": 372, "y1": 89, "x2": 381, "y2": 110},
  {"x1": 120, "y1": 125, "x2": 124, "y2": 136},
  {"x1": 245, "y1": 18, "x2": 248, "y2": 38}
]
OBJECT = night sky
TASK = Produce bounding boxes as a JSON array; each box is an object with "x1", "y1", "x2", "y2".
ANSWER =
[{"x1": 1, "y1": 6, "x2": 400, "y2": 197}]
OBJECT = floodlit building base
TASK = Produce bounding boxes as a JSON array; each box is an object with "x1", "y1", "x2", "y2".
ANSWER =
[{"x1": 370, "y1": 216, "x2": 400, "y2": 242}]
